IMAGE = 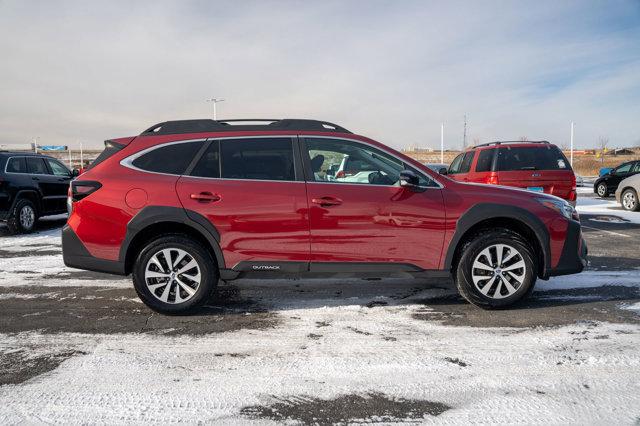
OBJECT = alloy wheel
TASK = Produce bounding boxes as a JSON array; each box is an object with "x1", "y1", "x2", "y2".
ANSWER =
[
  {"x1": 144, "y1": 248, "x2": 201, "y2": 304},
  {"x1": 471, "y1": 244, "x2": 526, "y2": 299},
  {"x1": 622, "y1": 191, "x2": 637, "y2": 210},
  {"x1": 597, "y1": 184, "x2": 607, "y2": 197},
  {"x1": 19, "y1": 205, "x2": 35, "y2": 230}
]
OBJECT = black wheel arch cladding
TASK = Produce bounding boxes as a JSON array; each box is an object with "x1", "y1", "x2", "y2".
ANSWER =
[{"x1": 444, "y1": 203, "x2": 550, "y2": 277}]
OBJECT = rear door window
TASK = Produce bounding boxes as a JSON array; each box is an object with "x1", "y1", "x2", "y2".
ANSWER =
[
  {"x1": 26, "y1": 157, "x2": 49, "y2": 175},
  {"x1": 6, "y1": 157, "x2": 27, "y2": 173},
  {"x1": 190, "y1": 141, "x2": 220, "y2": 178},
  {"x1": 496, "y1": 146, "x2": 571, "y2": 171},
  {"x1": 220, "y1": 138, "x2": 295, "y2": 181},
  {"x1": 132, "y1": 141, "x2": 202, "y2": 175},
  {"x1": 475, "y1": 149, "x2": 495, "y2": 172}
]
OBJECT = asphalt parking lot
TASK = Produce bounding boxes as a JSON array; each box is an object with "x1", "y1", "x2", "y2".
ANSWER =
[{"x1": 1, "y1": 192, "x2": 639, "y2": 424}]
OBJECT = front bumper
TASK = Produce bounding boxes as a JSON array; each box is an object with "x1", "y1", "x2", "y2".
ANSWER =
[
  {"x1": 62, "y1": 225, "x2": 126, "y2": 275},
  {"x1": 546, "y1": 219, "x2": 588, "y2": 277}
]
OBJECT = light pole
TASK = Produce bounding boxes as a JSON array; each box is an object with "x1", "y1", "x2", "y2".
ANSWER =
[
  {"x1": 570, "y1": 121, "x2": 575, "y2": 166},
  {"x1": 206, "y1": 97, "x2": 225, "y2": 120},
  {"x1": 440, "y1": 123, "x2": 445, "y2": 163}
]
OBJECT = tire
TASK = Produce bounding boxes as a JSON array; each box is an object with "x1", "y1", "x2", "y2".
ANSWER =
[
  {"x1": 6, "y1": 198, "x2": 38, "y2": 234},
  {"x1": 132, "y1": 234, "x2": 218, "y2": 314},
  {"x1": 621, "y1": 188, "x2": 639, "y2": 212},
  {"x1": 455, "y1": 228, "x2": 537, "y2": 309},
  {"x1": 596, "y1": 183, "x2": 608, "y2": 198}
]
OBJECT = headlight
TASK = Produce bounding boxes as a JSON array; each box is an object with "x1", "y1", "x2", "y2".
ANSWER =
[{"x1": 537, "y1": 197, "x2": 578, "y2": 220}]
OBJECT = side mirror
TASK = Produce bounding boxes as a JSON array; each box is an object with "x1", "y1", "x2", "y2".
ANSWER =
[
  {"x1": 71, "y1": 169, "x2": 80, "y2": 177},
  {"x1": 438, "y1": 167, "x2": 448, "y2": 175},
  {"x1": 399, "y1": 170, "x2": 420, "y2": 190}
]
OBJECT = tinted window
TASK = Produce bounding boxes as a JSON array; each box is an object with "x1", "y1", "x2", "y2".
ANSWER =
[
  {"x1": 449, "y1": 151, "x2": 474, "y2": 174},
  {"x1": 6, "y1": 157, "x2": 27, "y2": 173},
  {"x1": 132, "y1": 141, "x2": 202, "y2": 175},
  {"x1": 190, "y1": 141, "x2": 220, "y2": 178},
  {"x1": 221, "y1": 138, "x2": 294, "y2": 181},
  {"x1": 475, "y1": 149, "x2": 495, "y2": 172},
  {"x1": 614, "y1": 163, "x2": 632, "y2": 174},
  {"x1": 45, "y1": 158, "x2": 71, "y2": 176},
  {"x1": 88, "y1": 141, "x2": 124, "y2": 170},
  {"x1": 448, "y1": 153, "x2": 464, "y2": 174},
  {"x1": 633, "y1": 162, "x2": 640, "y2": 173},
  {"x1": 496, "y1": 146, "x2": 570, "y2": 171},
  {"x1": 26, "y1": 157, "x2": 49, "y2": 174}
]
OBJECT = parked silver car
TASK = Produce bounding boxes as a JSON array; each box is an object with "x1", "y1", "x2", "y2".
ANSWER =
[{"x1": 615, "y1": 173, "x2": 640, "y2": 211}]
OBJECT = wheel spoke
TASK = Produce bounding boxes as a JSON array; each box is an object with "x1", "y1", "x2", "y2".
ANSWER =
[
  {"x1": 174, "y1": 251, "x2": 188, "y2": 269},
  {"x1": 177, "y1": 259, "x2": 198, "y2": 274},
  {"x1": 507, "y1": 270, "x2": 525, "y2": 284},
  {"x1": 146, "y1": 270, "x2": 170, "y2": 279},
  {"x1": 493, "y1": 278, "x2": 503, "y2": 297},
  {"x1": 495, "y1": 244, "x2": 504, "y2": 265},
  {"x1": 176, "y1": 278, "x2": 196, "y2": 296},
  {"x1": 502, "y1": 277, "x2": 517, "y2": 294},
  {"x1": 181, "y1": 272, "x2": 201, "y2": 283},
  {"x1": 502, "y1": 260, "x2": 525, "y2": 272},
  {"x1": 473, "y1": 258, "x2": 494, "y2": 272},
  {"x1": 148, "y1": 282, "x2": 168, "y2": 292},
  {"x1": 480, "y1": 276, "x2": 497, "y2": 295},
  {"x1": 150, "y1": 255, "x2": 165, "y2": 272},
  {"x1": 159, "y1": 280, "x2": 173, "y2": 302},
  {"x1": 162, "y1": 249, "x2": 174, "y2": 270}
]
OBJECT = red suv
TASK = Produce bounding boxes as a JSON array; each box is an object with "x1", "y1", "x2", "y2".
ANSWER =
[
  {"x1": 62, "y1": 119, "x2": 587, "y2": 314},
  {"x1": 445, "y1": 141, "x2": 577, "y2": 205}
]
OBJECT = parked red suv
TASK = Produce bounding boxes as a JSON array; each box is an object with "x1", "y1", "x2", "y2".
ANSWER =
[
  {"x1": 445, "y1": 141, "x2": 577, "y2": 205},
  {"x1": 62, "y1": 119, "x2": 587, "y2": 313}
]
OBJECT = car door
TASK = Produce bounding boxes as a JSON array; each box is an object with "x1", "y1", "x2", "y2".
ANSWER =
[
  {"x1": 25, "y1": 156, "x2": 59, "y2": 214},
  {"x1": 44, "y1": 158, "x2": 73, "y2": 213},
  {"x1": 176, "y1": 137, "x2": 310, "y2": 271},
  {"x1": 608, "y1": 162, "x2": 633, "y2": 192},
  {"x1": 301, "y1": 137, "x2": 446, "y2": 271}
]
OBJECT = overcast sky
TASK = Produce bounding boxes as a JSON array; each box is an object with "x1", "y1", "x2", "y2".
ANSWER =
[{"x1": 1, "y1": 0, "x2": 639, "y2": 150}]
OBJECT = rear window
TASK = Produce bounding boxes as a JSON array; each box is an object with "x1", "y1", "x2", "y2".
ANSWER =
[
  {"x1": 132, "y1": 141, "x2": 202, "y2": 175},
  {"x1": 6, "y1": 157, "x2": 27, "y2": 173},
  {"x1": 496, "y1": 146, "x2": 570, "y2": 171},
  {"x1": 475, "y1": 149, "x2": 495, "y2": 172},
  {"x1": 220, "y1": 138, "x2": 294, "y2": 181}
]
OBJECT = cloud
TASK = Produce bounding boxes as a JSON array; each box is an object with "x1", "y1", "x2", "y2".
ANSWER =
[{"x1": 0, "y1": 0, "x2": 639, "y2": 149}]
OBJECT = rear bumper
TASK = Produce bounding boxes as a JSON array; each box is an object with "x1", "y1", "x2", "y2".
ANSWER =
[
  {"x1": 546, "y1": 220, "x2": 588, "y2": 277},
  {"x1": 62, "y1": 225, "x2": 126, "y2": 275}
]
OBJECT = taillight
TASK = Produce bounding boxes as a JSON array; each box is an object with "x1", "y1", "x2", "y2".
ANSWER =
[
  {"x1": 71, "y1": 181, "x2": 102, "y2": 202},
  {"x1": 569, "y1": 189, "x2": 577, "y2": 202}
]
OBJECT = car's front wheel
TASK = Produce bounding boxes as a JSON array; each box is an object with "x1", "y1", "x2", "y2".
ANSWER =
[
  {"x1": 132, "y1": 235, "x2": 218, "y2": 314},
  {"x1": 596, "y1": 183, "x2": 608, "y2": 198},
  {"x1": 621, "y1": 188, "x2": 639, "y2": 212},
  {"x1": 455, "y1": 229, "x2": 536, "y2": 309}
]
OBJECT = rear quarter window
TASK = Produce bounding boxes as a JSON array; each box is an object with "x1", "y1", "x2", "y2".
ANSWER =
[
  {"x1": 475, "y1": 149, "x2": 495, "y2": 172},
  {"x1": 132, "y1": 141, "x2": 202, "y2": 175},
  {"x1": 496, "y1": 146, "x2": 571, "y2": 171}
]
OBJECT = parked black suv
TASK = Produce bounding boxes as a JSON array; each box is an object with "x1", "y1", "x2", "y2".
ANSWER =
[
  {"x1": 0, "y1": 152, "x2": 77, "y2": 233},
  {"x1": 593, "y1": 160, "x2": 640, "y2": 198}
]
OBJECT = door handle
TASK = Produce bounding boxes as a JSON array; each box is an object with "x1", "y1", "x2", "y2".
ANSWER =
[
  {"x1": 311, "y1": 196, "x2": 342, "y2": 207},
  {"x1": 190, "y1": 192, "x2": 221, "y2": 202},
  {"x1": 32, "y1": 177, "x2": 40, "y2": 181}
]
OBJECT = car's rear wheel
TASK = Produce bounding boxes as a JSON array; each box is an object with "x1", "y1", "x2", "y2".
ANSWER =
[
  {"x1": 621, "y1": 188, "x2": 639, "y2": 211},
  {"x1": 132, "y1": 235, "x2": 218, "y2": 314},
  {"x1": 7, "y1": 198, "x2": 38, "y2": 234},
  {"x1": 455, "y1": 229, "x2": 536, "y2": 309},
  {"x1": 596, "y1": 183, "x2": 608, "y2": 198}
]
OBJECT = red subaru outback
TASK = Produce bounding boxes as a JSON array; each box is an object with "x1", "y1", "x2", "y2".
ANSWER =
[
  {"x1": 445, "y1": 141, "x2": 577, "y2": 205},
  {"x1": 62, "y1": 119, "x2": 587, "y2": 314}
]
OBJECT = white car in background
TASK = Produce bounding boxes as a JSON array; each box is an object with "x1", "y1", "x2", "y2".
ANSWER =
[{"x1": 615, "y1": 174, "x2": 640, "y2": 211}]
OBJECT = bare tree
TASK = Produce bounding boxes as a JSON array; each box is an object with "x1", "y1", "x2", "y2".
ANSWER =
[
  {"x1": 472, "y1": 138, "x2": 481, "y2": 147},
  {"x1": 597, "y1": 136, "x2": 609, "y2": 163},
  {"x1": 519, "y1": 136, "x2": 529, "y2": 141}
]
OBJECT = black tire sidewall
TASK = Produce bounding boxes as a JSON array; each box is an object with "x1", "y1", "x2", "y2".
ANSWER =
[
  {"x1": 132, "y1": 236, "x2": 217, "y2": 314},
  {"x1": 457, "y1": 231, "x2": 536, "y2": 309},
  {"x1": 622, "y1": 189, "x2": 639, "y2": 211}
]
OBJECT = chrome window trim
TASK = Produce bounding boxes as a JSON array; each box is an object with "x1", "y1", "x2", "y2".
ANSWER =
[
  {"x1": 3, "y1": 155, "x2": 54, "y2": 176},
  {"x1": 119, "y1": 134, "x2": 444, "y2": 189},
  {"x1": 301, "y1": 135, "x2": 444, "y2": 189},
  {"x1": 120, "y1": 136, "x2": 300, "y2": 182}
]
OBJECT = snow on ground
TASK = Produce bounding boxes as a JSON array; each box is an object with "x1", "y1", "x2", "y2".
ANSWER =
[
  {"x1": 1, "y1": 308, "x2": 639, "y2": 424},
  {"x1": 576, "y1": 193, "x2": 640, "y2": 224}
]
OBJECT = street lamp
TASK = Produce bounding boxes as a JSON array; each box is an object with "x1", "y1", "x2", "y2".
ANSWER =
[{"x1": 205, "y1": 97, "x2": 225, "y2": 120}]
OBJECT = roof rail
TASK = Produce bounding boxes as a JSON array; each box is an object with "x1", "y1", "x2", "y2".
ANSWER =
[
  {"x1": 472, "y1": 140, "x2": 550, "y2": 149},
  {"x1": 140, "y1": 119, "x2": 351, "y2": 136}
]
